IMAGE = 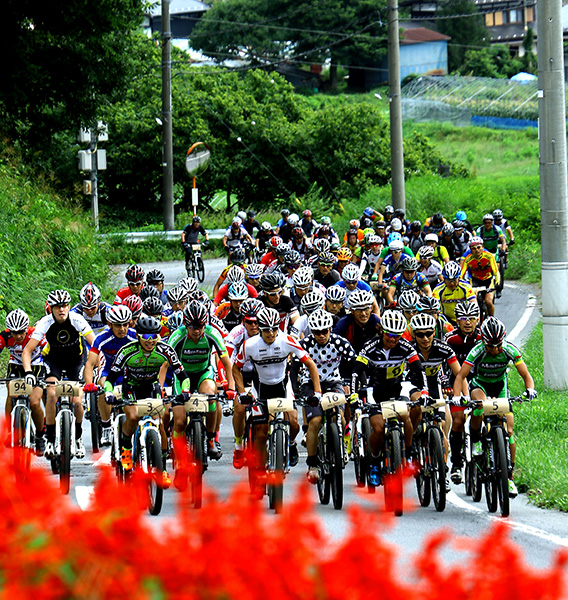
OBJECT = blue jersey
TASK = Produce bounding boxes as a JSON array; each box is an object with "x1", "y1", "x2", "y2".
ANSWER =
[
  {"x1": 334, "y1": 280, "x2": 372, "y2": 293},
  {"x1": 390, "y1": 271, "x2": 430, "y2": 294},
  {"x1": 71, "y1": 302, "x2": 111, "y2": 336},
  {"x1": 91, "y1": 326, "x2": 137, "y2": 377}
]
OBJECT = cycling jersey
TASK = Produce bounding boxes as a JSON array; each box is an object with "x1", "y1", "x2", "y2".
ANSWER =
[
  {"x1": 408, "y1": 234, "x2": 425, "y2": 254},
  {"x1": 419, "y1": 259, "x2": 443, "y2": 287},
  {"x1": 224, "y1": 225, "x2": 249, "y2": 248},
  {"x1": 313, "y1": 267, "x2": 341, "y2": 288},
  {"x1": 359, "y1": 251, "x2": 382, "y2": 277},
  {"x1": 476, "y1": 224, "x2": 504, "y2": 254},
  {"x1": 412, "y1": 338, "x2": 458, "y2": 398},
  {"x1": 300, "y1": 218, "x2": 318, "y2": 237},
  {"x1": 183, "y1": 223, "x2": 207, "y2": 245},
  {"x1": 213, "y1": 281, "x2": 258, "y2": 305},
  {"x1": 71, "y1": 302, "x2": 111, "y2": 335},
  {"x1": 0, "y1": 328, "x2": 44, "y2": 365},
  {"x1": 289, "y1": 314, "x2": 310, "y2": 339},
  {"x1": 255, "y1": 229, "x2": 275, "y2": 252},
  {"x1": 299, "y1": 333, "x2": 355, "y2": 385},
  {"x1": 379, "y1": 246, "x2": 414, "y2": 261},
  {"x1": 114, "y1": 287, "x2": 140, "y2": 305},
  {"x1": 168, "y1": 324, "x2": 228, "y2": 374},
  {"x1": 461, "y1": 250, "x2": 499, "y2": 284},
  {"x1": 234, "y1": 330, "x2": 309, "y2": 386},
  {"x1": 389, "y1": 271, "x2": 430, "y2": 296},
  {"x1": 334, "y1": 313, "x2": 380, "y2": 354},
  {"x1": 432, "y1": 281, "x2": 476, "y2": 323},
  {"x1": 225, "y1": 324, "x2": 254, "y2": 375},
  {"x1": 214, "y1": 302, "x2": 241, "y2": 332},
  {"x1": 333, "y1": 280, "x2": 372, "y2": 304},
  {"x1": 243, "y1": 219, "x2": 261, "y2": 236},
  {"x1": 31, "y1": 313, "x2": 93, "y2": 365},
  {"x1": 90, "y1": 326, "x2": 137, "y2": 376},
  {"x1": 289, "y1": 238, "x2": 313, "y2": 260},
  {"x1": 465, "y1": 340, "x2": 523, "y2": 384},
  {"x1": 444, "y1": 327, "x2": 481, "y2": 367},
  {"x1": 105, "y1": 340, "x2": 189, "y2": 389},
  {"x1": 260, "y1": 294, "x2": 298, "y2": 332}
]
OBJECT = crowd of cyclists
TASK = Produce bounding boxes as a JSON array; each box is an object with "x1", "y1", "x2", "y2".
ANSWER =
[{"x1": 2, "y1": 202, "x2": 536, "y2": 501}]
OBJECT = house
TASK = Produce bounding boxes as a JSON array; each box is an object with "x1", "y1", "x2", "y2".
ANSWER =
[{"x1": 351, "y1": 26, "x2": 449, "y2": 89}]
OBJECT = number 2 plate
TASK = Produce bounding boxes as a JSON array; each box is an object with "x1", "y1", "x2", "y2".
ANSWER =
[{"x1": 267, "y1": 397, "x2": 294, "y2": 414}]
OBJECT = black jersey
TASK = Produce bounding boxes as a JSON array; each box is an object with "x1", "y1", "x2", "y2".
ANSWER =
[
  {"x1": 334, "y1": 313, "x2": 380, "y2": 354},
  {"x1": 413, "y1": 337, "x2": 458, "y2": 397},
  {"x1": 444, "y1": 327, "x2": 481, "y2": 366},
  {"x1": 260, "y1": 294, "x2": 299, "y2": 332}
]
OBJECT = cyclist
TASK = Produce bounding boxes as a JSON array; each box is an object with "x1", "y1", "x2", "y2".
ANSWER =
[
  {"x1": 1, "y1": 309, "x2": 46, "y2": 454},
  {"x1": 182, "y1": 215, "x2": 209, "y2": 271},
  {"x1": 146, "y1": 269, "x2": 168, "y2": 305},
  {"x1": 433, "y1": 261, "x2": 476, "y2": 325},
  {"x1": 452, "y1": 316, "x2": 537, "y2": 497},
  {"x1": 325, "y1": 285, "x2": 347, "y2": 326},
  {"x1": 259, "y1": 272, "x2": 299, "y2": 332},
  {"x1": 417, "y1": 245, "x2": 443, "y2": 289},
  {"x1": 444, "y1": 301, "x2": 481, "y2": 482},
  {"x1": 213, "y1": 265, "x2": 257, "y2": 306},
  {"x1": 245, "y1": 263, "x2": 265, "y2": 291},
  {"x1": 313, "y1": 252, "x2": 340, "y2": 289},
  {"x1": 439, "y1": 223, "x2": 460, "y2": 262},
  {"x1": 334, "y1": 263, "x2": 381, "y2": 316},
  {"x1": 72, "y1": 282, "x2": 110, "y2": 337},
  {"x1": 223, "y1": 217, "x2": 253, "y2": 263},
  {"x1": 256, "y1": 221, "x2": 276, "y2": 255},
  {"x1": 212, "y1": 252, "x2": 247, "y2": 298},
  {"x1": 342, "y1": 229, "x2": 362, "y2": 263},
  {"x1": 350, "y1": 309, "x2": 428, "y2": 486},
  {"x1": 407, "y1": 220, "x2": 425, "y2": 254},
  {"x1": 300, "y1": 209, "x2": 318, "y2": 240},
  {"x1": 300, "y1": 309, "x2": 356, "y2": 483},
  {"x1": 359, "y1": 235, "x2": 383, "y2": 282},
  {"x1": 22, "y1": 290, "x2": 95, "y2": 460},
  {"x1": 243, "y1": 210, "x2": 261, "y2": 237},
  {"x1": 275, "y1": 209, "x2": 290, "y2": 236},
  {"x1": 386, "y1": 256, "x2": 431, "y2": 304},
  {"x1": 83, "y1": 305, "x2": 136, "y2": 446},
  {"x1": 452, "y1": 219, "x2": 472, "y2": 257},
  {"x1": 417, "y1": 295, "x2": 454, "y2": 340},
  {"x1": 476, "y1": 213, "x2": 507, "y2": 256},
  {"x1": 290, "y1": 266, "x2": 325, "y2": 308},
  {"x1": 114, "y1": 264, "x2": 145, "y2": 305},
  {"x1": 289, "y1": 226, "x2": 313, "y2": 261},
  {"x1": 422, "y1": 233, "x2": 450, "y2": 265},
  {"x1": 278, "y1": 212, "x2": 297, "y2": 244},
  {"x1": 281, "y1": 249, "x2": 302, "y2": 287},
  {"x1": 398, "y1": 290, "x2": 421, "y2": 340},
  {"x1": 214, "y1": 281, "x2": 249, "y2": 332},
  {"x1": 334, "y1": 289, "x2": 380, "y2": 354},
  {"x1": 456, "y1": 210, "x2": 474, "y2": 235},
  {"x1": 167, "y1": 302, "x2": 237, "y2": 487},
  {"x1": 461, "y1": 236, "x2": 499, "y2": 316},
  {"x1": 423, "y1": 212, "x2": 446, "y2": 235},
  {"x1": 493, "y1": 209, "x2": 515, "y2": 245},
  {"x1": 335, "y1": 247, "x2": 354, "y2": 277},
  {"x1": 290, "y1": 290, "x2": 326, "y2": 339},
  {"x1": 260, "y1": 236, "x2": 283, "y2": 267},
  {"x1": 103, "y1": 315, "x2": 192, "y2": 487},
  {"x1": 164, "y1": 286, "x2": 188, "y2": 317},
  {"x1": 232, "y1": 307, "x2": 322, "y2": 483},
  {"x1": 123, "y1": 295, "x2": 143, "y2": 329},
  {"x1": 373, "y1": 238, "x2": 408, "y2": 288}
]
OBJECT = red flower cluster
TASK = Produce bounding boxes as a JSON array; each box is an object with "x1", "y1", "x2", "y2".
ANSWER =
[{"x1": 0, "y1": 440, "x2": 565, "y2": 599}]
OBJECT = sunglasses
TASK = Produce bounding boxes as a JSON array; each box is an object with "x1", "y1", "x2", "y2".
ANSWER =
[
  {"x1": 384, "y1": 332, "x2": 401, "y2": 339},
  {"x1": 458, "y1": 317, "x2": 477, "y2": 322},
  {"x1": 295, "y1": 285, "x2": 311, "y2": 291},
  {"x1": 313, "y1": 328, "x2": 330, "y2": 336},
  {"x1": 187, "y1": 325, "x2": 205, "y2": 330},
  {"x1": 260, "y1": 326, "x2": 279, "y2": 332},
  {"x1": 266, "y1": 289, "x2": 282, "y2": 296},
  {"x1": 485, "y1": 343, "x2": 502, "y2": 349},
  {"x1": 414, "y1": 330, "x2": 434, "y2": 338},
  {"x1": 139, "y1": 333, "x2": 159, "y2": 340},
  {"x1": 11, "y1": 330, "x2": 27, "y2": 336},
  {"x1": 327, "y1": 300, "x2": 343, "y2": 305},
  {"x1": 319, "y1": 262, "x2": 333, "y2": 267},
  {"x1": 243, "y1": 318, "x2": 258, "y2": 325},
  {"x1": 286, "y1": 264, "x2": 300, "y2": 269},
  {"x1": 471, "y1": 245, "x2": 483, "y2": 251}
]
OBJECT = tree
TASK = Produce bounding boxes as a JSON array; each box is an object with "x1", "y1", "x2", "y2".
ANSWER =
[
  {"x1": 189, "y1": 0, "x2": 387, "y2": 90},
  {"x1": 436, "y1": 0, "x2": 489, "y2": 73},
  {"x1": 0, "y1": 0, "x2": 145, "y2": 151},
  {"x1": 521, "y1": 28, "x2": 536, "y2": 74}
]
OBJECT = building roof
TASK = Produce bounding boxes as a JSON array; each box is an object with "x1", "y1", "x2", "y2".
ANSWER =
[
  {"x1": 401, "y1": 27, "x2": 451, "y2": 44},
  {"x1": 148, "y1": 0, "x2": 209, "y2": 17}
]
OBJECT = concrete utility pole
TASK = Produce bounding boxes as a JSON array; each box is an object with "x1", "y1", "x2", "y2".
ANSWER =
[
  {"x1": 162, "y1": 0, "x2": 175, "y2": 231},
  {"x1": 387, "y1": 0, "x2": 406, "y2": 213},
  {"x1": 538, "y1": 0, "x2": 568, "y2": 389}
]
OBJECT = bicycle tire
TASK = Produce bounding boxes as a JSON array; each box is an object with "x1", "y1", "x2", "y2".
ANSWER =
[
  {"x1": 471, "y1": 455, "x2": 483, "y2": 502},
  {"x1": 145, "y1": 428, "x2": 163, "y2": 516},
  {"x1": 485, "y1": 436, "x2": 498, "y2": 513},
  {"x1": 316, "y1": 433, "x2": 331, "y2": 505},
  {"x1": 494, "y1": 427, "x2": 510, "y2": 517},
  {"x1": 88, "y1": 392, "x2": 100, "y2": 454},
  {"x1": 195, "y1": 256, "x2": 205, "y2": 283},
  {"x1": 384, "y1": 427, "x2": 403, "y2": 516},
  {"x1": 189, "y1": 419, "x2": 204, "y2": 509},
  {"x1": 429, "y1": 427, "x2": 446, "y2": 512},
  {"x1": 464, "y1": 461, "x2": 472, "y2": 496},
  {"x1": 415, "y1": 431, "x2": 431, "y2": 507},
  {"x1": 243, "y1": 418, "x2": 257, "y2": 494},
  {"x1": 13, "y1": 406, "x2": 31, "y2": 480},
  {"x1": 60, "y1": 411, "x2": 72, "y2": 495},
  {"x1": 269, "y1": 427, "x2": 285, "y2": 513},
  {"x1": 362, "y1": 417, "x2": 375, "y2": 493},
  {"x1": 352, "y1": 418, "x2": 366, "y2": 488},
  {"x1": 329, "y1": 422, "x2": 344, "y2": 510}
]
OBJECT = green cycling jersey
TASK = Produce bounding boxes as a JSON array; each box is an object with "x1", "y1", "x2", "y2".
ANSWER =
[
  {"x1": 464, "y1": 340, "x2": 523, "y2": 384},
  {"x1": 167, "y1": 324, "x2": 228, "y2": 373},
  {"x1": 476, "y1": 224, "x2": 504, "y2": 254}
]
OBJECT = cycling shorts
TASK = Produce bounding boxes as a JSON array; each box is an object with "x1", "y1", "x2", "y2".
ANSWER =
[
  {"x1": 249, "y1": 377, "x2": 293, "y2": 425},
  {"x1": 173, "y1": 367, "x2": 215, "y2": 395},
  {"x1": 301, "y1": 380, "x2": 344, "y2": 421},
  {"x1": 44, "y1": 359, "x2": 84, "y2": 382},
  {"x1": 470, "y1": 378, "x2": 508, "y2": 400},
  {"x1": 6, "y1": 363, "x2": 45, "y2": 384}
]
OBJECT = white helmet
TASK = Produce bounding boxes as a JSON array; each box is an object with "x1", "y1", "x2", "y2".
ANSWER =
[
  {"x1": 225, "y1": 265, "x2": 245, "y2": 284},
  {"x1": 347, "y1": 289, "x2": 374, "y2": 310},
  {"x1": 300, "y1": 290, "x2": 325, "y2": 314},
  {"x1": 409, "y1": 313, "x2": 436, "y2": 331},
  {"x1": 389, "y1": 240, "x2": 404, "y2": 252},
  {"x1": 288, "y1": 213, "x2": 299, "y2": 226},
  {"x1": 5, "y1": 309, "x2": 29, "y2": 332},
  {"x1": 308, "y1": 309, "x2": 334, "y2": 331},
  {"x1": 381, "y1": 309, "x2": 407, "y2": 335},
  {"x1": 237, "y1": 211, "x2": 247, "y2": 222},
  {"x1": 424, "y1": 233, "x2": 439, "y2": 243},
  {"x1": 342, "y1": 263, "x2": 361, "y2": 284},
  {"x1": 106, "y1": 305, "x2": 132, "y2": 326},
  {"x1": 292, "y1": 266, "x2": 314, "y2": 287}
]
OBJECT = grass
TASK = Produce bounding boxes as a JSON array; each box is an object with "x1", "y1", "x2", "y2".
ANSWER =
[{"x1": 509, "y1": 322, "x2": 568, "y2": 510}]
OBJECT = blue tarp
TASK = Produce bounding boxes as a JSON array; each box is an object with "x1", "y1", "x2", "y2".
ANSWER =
[{"x1": 471, "y1": 115, "x2": 538, "y2": 129}]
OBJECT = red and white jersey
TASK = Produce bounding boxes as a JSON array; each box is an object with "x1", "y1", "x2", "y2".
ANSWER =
[
  {"x1": 226, "y1": 324, "x2": 255, "y2": 373},
  {"x1": 0, "y1": 327, "x2": 45, "y2": 365},
  {"x1": 234, "y1": 330, "x2": 309, "y2": 385}
]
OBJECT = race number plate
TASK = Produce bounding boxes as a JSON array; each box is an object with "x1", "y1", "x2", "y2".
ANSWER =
[
  {"x1": 320, "y1": 392, "x2": 346, "y2": 410},
  {"x1": 8, "y1": 379, "x2": 33, "y2": 396},
  {"x1": 483, "y1": 398, "x2": 509, "y2": 416},
  {"x1": 267, "y1": 397, "x2": 294, "y2": 415},
  {"x1": 191, "y1": 244, "x2": 201, "y2": 251},
  {"x1": 421, "y1": 399, "x2": 446, "y2": 413},
  {"x1": 54, "y1": 381, "x2": 82, "y2": 397},
  {"x1": 184, "y1": 394, "x2": 209, "y2": 413},
  {"x1": 135, "y1": 399, "x2": 165, "y2": 417},
  {"x1": 381, "y1": 400, "x2": 409, "y2": 419}
]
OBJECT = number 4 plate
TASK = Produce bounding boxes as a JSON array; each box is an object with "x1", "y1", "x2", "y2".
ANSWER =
[
  {"x1": 267, "y1": 397, "x2": 294, "y2": 414},
  {"x1": 185, "y1": 394, "x2": 209, "y2": 413},
  {"x1": 320, "y1": 392, "x2": 346, "y2": 410}
]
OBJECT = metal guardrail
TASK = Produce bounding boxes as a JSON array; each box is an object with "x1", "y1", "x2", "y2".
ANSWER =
[{"x1": 97, "y1": 229, "x2": 226, "y2": 243}]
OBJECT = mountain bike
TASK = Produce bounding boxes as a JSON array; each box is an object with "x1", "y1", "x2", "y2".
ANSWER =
[
  {"x1": 1, "y1": 378, "x2": 36, "y2": 482},
  {"x1": 109, "y1": 393, "x2": 165, "y2": 516},
  {"x1": 471, "y1": 285, "x2": 493, "y2": 324},
  {"x1": 351, "y1": 394, "x2": 374, "y2": 492},
  {"x1": 411, "y1": 398, "x2": 446, "y2": 512},
  {"x1": 83, "y1": 389, "x2": 102, "y2": 453},
  {"x1": 47, "y1": 380, "x2": 82, "y2": 495},
  {"x1": 314, "y1": 392, "x2": 346, "y2": 510},
  {"x1": 185, "y1": 243, "x2": 205, "y2": 283},
  {"x1": 464, "y1": 395, "x2": 528, "y2": 517},
  {"x1": 266, "y1": 396, "x2": 293, "y2": 514}
]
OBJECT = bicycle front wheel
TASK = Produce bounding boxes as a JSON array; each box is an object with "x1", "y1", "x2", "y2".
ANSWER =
[
  {"x1": 189, "y1": 419, "x2": 204, "y2": 509},
  {"x1": 328, "y1": 423, "x2": 343, "y2": 510},
  {"x1": 362, "y1": 417, "x2": 375, "y2": 494},
  {"x1": 384, "y1": 427, "x2": 403, "y2": 516},
  {"x1": 352, "y1": 418, "x2": 366, "y2": 488},
  {"x1": 316, "y1": 432, "x2": 330, "y2": 505},
  {"x1": 494, "y1": 427, "x2": 510, "y2": 517},
  {"x1": 195, "y1": 256, "x2": 205, "y2": 283},
  {"x1": 145, "y1": 428, "x2": 164, "y2": 516},
  {"x1": 88, "y1": 392, "x2": 100, "y2": 454},
  {"x1": 429, "y1": 427, "x2": 446, "y2": 512},
  {"x1": 268, "y1": 428, "x2": 285, "y2": 513},
  {"x1": 60, "y1": 411, "x2": 72, "y2": 495},
  {"x1": 415, "y1": 431, "x2": 431, "y2": 508},
  {"x1": 484, "y1": 438, "x2": 498, "y2": 513}
]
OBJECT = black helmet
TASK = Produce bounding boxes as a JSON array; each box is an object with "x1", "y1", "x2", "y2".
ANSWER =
[
  {"x1": 135, "y1": 315, "x2": 161, "y2": 335},
  {"x1": 410, "y1": 220, "x2": 422, "y2": 233},
  {"x1": 432, "y1": 212, "x2": 444, "y2": 226},
  {"x1": 146, "y1": 269, "x2": 165, "y2": 284},
  {"x1": 393, "y1": 208, "x2": 405, "y2": 220},
  {"x1": 281, "y1": 209, "x2": 290, "y2": 217},
  {"x1": 231, "y1": 247, "x2": 246, "y2": 265},
  {"x1": 143, "y1": 297, "x2": 163, "y2": 317},
  {"x1": 284, "y1": 250, "x2": 302, "y2": 266},
  {"x1": 183, "y1": 301, "x2": 209, "y2": 328},
  {"x1": 139, "y1": 285, "x2": 160, "y2": 302},
  {"x1": 247, "y1": 209, "x2": 256, "y2": 218},
  {"x1": 260, "y1": 272, "x2": 285, "y2": 292},
  {"x1": 480, "y1": 316, "x2": 506, "y2": 346}
]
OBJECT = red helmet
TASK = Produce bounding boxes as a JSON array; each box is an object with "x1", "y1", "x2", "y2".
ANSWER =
[
  {"x1": 269, "y1": 236, "x2": 283, "y2": 250},
  {"x1": 302, "y1": 209, "x2": 312, "y2": 217}
]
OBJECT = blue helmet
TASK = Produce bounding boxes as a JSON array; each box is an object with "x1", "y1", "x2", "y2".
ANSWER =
[
  {"x1": 387, "y1": 231, "x2": 402, "y2": 245},
  {"x1": 364, "y1": 207, "x2": 374, "y2": 217},
  {"x1": 456, "y1": 210, "x2": 467, "y2": 221}
]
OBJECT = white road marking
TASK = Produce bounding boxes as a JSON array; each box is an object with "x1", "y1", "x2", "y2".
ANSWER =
[
  {"x1": 446, "y1": 491, "x2": 568, "y2": 547},
  {"x1": 94, "y1": 448, "x2": 112, "y2": 466},
  {"x1": 507, "y1": 295, "x2": 538, "y2": 345},
  {"x1": 75, "y1": 485, "x2": 95, "y2": 511}
]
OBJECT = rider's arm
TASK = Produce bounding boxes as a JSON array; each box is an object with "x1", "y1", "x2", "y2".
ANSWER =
[
  {"x1": 449, "y1": 359, "x2": 468, "y2": 396},
  {"x1": 218, "y1": 352, "x2": 236, "y2": 391},
  {"x1": 222, "y1": 235, "x2": 228, "y2": 249},
  {"x1": 303, "y1": 356, "x2": 322, "y2": 394},
  {"x1": 515, "y1": 360, "x2": 535, "y2": 390},
  {"x1": 21, "y1": 337, "x2": 40, "y2": 373},
  {"x1": 386, "y1": 283, "x2": 396, "y2": 305},
  {"x1": 452, "y1": 362, "x2": 472, "y2": 398},
  {"x1": 83, "y1": 350, "x2": 100, "y2": 386}
]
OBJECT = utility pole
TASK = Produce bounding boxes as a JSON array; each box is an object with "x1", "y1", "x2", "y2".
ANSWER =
[
  {"x1": 538, "y1": 0, "x2": 568, "y2": 389},
  {"x1": 387, "y1": 0, "x2": 406, "y2": 213},
  {"x1": 162, "y1": 0, "x2": 175, "y2": 231}
]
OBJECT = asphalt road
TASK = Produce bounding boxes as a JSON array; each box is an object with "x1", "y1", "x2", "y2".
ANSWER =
[{"x1": 18, "y1": 260, "x2": 565, "y2": 572}]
